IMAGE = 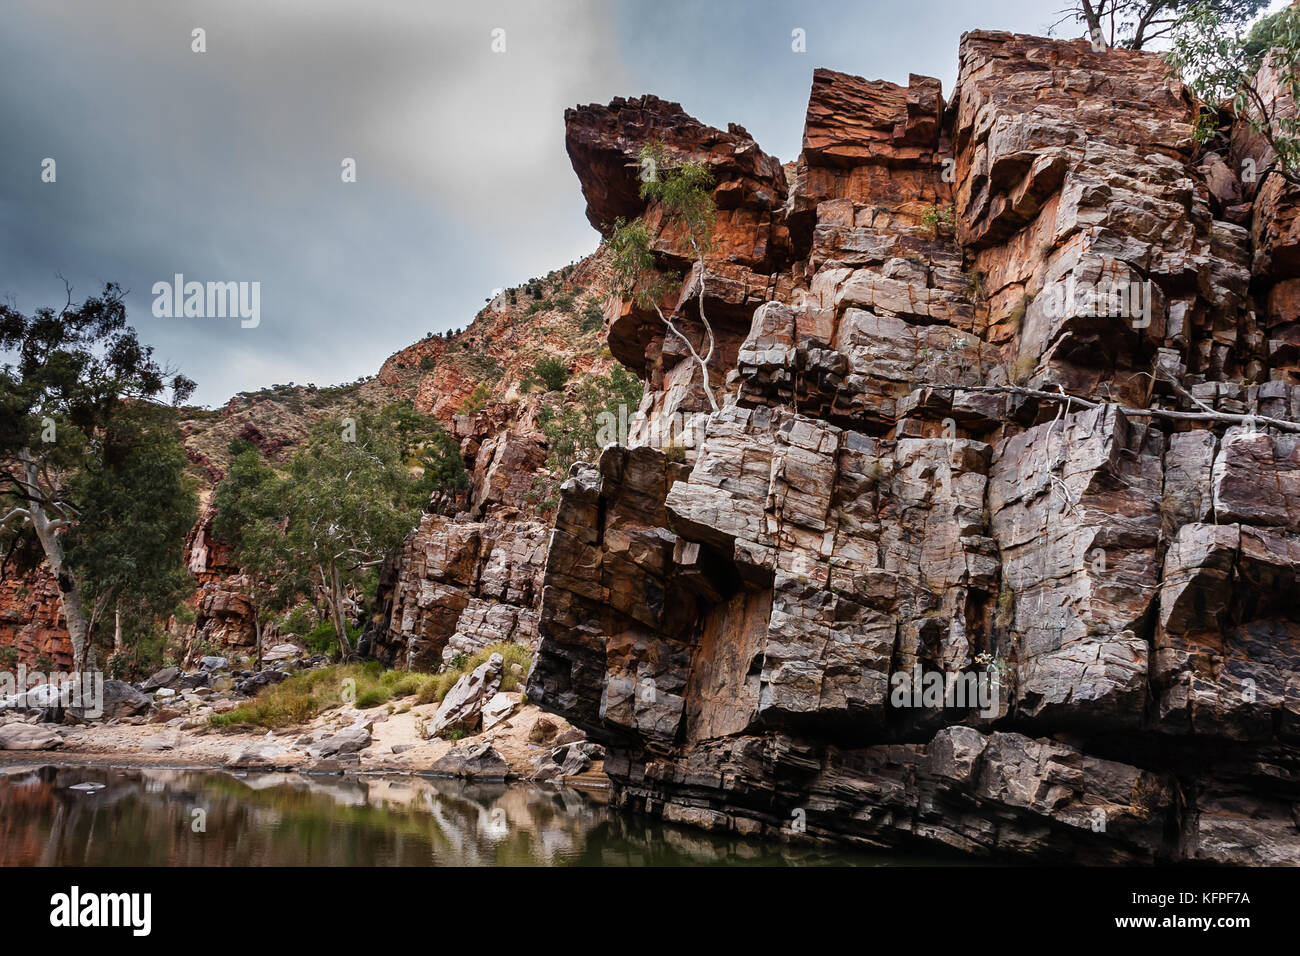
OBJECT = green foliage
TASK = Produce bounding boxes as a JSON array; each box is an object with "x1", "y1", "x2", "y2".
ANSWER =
[
  {"x1": 607, "y1": 217, "x2": 666, "y2": 307},
  {"x1": 0, "y1": 283, "x2": 197, "y2": 664},
  {"x1": 65, "y1": 403, "x2": 199, "y2": 645},
  {"x1": 1169, "y1": 1, "x2": 1300, "y2": 177},
  {"x1": 1066, "y1": 0, "x2": 1267, "y2": 50},
  {"x1": 533, "y1": 364, "x2": 644, "y2": 516},
  {"x1": 212, "y1": 406, "x2": 437, "y2": 660},
  {"x1": 580, "y1": 300, "x2": 604, "y2": 333},
  {"x1": 533, "y1": 357, "x2": 570, "y2": 392},
  {"x1": 458, "y1": 349, "x2": 504, "y2": 383},
  {"x1": 281, "y1": 412, "x2": 425, "y2": 656},
  {"x1": 0, "y1": 283, "x2": 195, "y2": 456},
  {"x1": 355, "y1": 688, "x2": 387, "y2": 709},
  {"x1": 608, "y1": 146, "x2": 717, "y2": 307},
  {"x1": 607, "y1": 146, "x2": 719, "y2": 410},
  {"x1": 386, "y1": 402, "x2": 469, "y2": 504},
  {"x1": 212, "y1": 441, "x2": 294, "y2": 636},
  {"x1": 415, "y1": 642, "x2": 533, "y2": 705},
  {"x1": 279, "y1": 605, "x2": 312, "y2": 637},
  {"x1": 305, "y1": 620, "x2": 349, "y2": 659},
  {"x1": 921, "y1": 204, "x2": 954, "y2": 236},
  {"x1": 459, "y1": 382, "x2": 492, "y2": 414},
  {"x1": 106, "y1": 624, "x2": 171, "y2": 681},
  {"x1": 411, "y1": 422, "x2": 469, "y2": 503},
  {"x1": 210, "y1": 645, "x2": 531, "y2": 730},
  {"x1": 639, "y1": 147, "x2": 716, "y2": 252},
  {"x1": 210, "y1": 662, "x2": 439, "y2": 729}
]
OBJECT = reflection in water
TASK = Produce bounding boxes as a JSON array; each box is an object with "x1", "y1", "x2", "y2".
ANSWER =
[{"x1": 0, "y1": 766, "x2": 911, "y2": 866}]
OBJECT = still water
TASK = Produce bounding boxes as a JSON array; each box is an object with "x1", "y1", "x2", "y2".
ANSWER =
[{"x1": 0, "y1": 765, "x2": 922, "y2": 866}]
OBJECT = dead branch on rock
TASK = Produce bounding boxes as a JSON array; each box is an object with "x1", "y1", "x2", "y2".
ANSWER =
[{"x1": 933, "y1": 383, "x2": 1300, "y2": 434}]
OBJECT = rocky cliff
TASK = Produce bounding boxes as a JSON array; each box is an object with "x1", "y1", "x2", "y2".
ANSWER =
[
  {"x1": 523, "y1": 32, "x2": 1300, "y2": 864},
  {"x1": 7, "y1": 25, "x2": 1300, "y2": 865}
]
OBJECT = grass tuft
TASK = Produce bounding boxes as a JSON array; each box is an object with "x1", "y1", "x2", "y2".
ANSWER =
[{"x1": 209, "y1": 644, "x2": 532, "y2": 730}]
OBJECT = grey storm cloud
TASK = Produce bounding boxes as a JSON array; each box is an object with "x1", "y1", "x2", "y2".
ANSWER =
[{"x1": 2, "y1": 0, "x2": 1070, "y2": 407}]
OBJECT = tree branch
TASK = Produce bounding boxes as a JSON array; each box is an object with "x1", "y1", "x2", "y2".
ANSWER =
[{"x1": 933, "y1": 383, "x2": 1300, "y2": 433}]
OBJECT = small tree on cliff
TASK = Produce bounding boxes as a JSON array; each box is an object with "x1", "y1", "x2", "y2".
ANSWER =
[
  {"x1": 608, "y1": 145, "x2": 720, "y2": 412},
  {"x1": 386, "y1": 402, "x2": 469, "y2": 508},
  {"x1": 1168, "y1": 1, "x2": 1300, "y2": 186},
  {"x1": 1059, "y1": 0, "x2": 1267, "y2": 50},
  {"x1": 0, "y1": 282, "x2": 196, "y2": 667}
]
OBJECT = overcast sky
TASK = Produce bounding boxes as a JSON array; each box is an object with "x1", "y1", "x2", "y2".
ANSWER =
[{"x1": 0, "y1": 0, "x2": 1121, "y2": 406}]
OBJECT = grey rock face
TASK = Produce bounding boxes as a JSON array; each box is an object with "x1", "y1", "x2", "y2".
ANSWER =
[
  {"x1": 427, "y1": 653, "x2": 503, "y2": 737},
  {"x1": 429, "y1": 741, "x2": 510, "y2": 780},
  {"x1": 99, "y1": 681, "x2": 152, "y2": 720}
]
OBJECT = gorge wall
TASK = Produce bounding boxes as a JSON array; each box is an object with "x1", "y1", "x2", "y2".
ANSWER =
[
  {"x1": 523, "y1": 32, "x2": 1300, "y2": 864},
  {"x1": 6, "y1": 24, "x2": 1300, "y2": 866}
]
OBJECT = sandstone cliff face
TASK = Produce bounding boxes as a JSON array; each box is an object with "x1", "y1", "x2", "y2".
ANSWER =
[
  {"x1": 0, "y1": 570, "x2": 71, "y2": 671},
  {"x1": 369, "y1": 516, "x2": 548, "y2": 671},
  {"x1": 526, "y1": 33, "x2": 1300, "y2": 863}
]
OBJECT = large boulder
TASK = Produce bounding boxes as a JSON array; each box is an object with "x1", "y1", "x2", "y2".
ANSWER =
[
  {"x1": 426, "y1": 653, "x2": 503, "y2": 737},
  {"x1": 429, "y1": 741, "x2": 509, "y2": 780},
  {"x1": 98, "y1": 680, "x2": 152, "y2": 720},
  {"x1": 0, "y1": 722, "x2": 62, "y2": 750},
  {"x1": 140, "y1": 666, "x2": 180, "y2": 692},
  {"x1": 481, "y1": 693, "x2": 518, "y2": 731},
  {"x1": 306, "y1": 724, "x2": 371, "y2": 759},
  {"x1": 236, "y1": 669, "x2": 288, "y2": 697}
]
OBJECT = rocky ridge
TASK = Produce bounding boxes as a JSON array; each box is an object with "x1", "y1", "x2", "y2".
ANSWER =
[{"x1": 0, "y1": 237, "x2": 618, "y2": 669}]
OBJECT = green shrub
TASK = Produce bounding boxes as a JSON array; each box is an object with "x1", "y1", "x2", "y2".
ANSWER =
[
  {"x1": 355, "y1": 688, "x2": 387, "y2": 709},
  {"x1": 533, "y1": 358, "x2": 570, "y2": 392},
  {"x1": 580, "y1": 300, "x2": 604, "y2": 333},
  {"x1": 280, "y1": 605, "x2": 312, "y2": 637},
  {"x1": 304, "y1": 620, "x2": 359, "y2": 659},
  {"x1": 459, "y1": 382, "x2": 493, "y2": 414},
  {"x1": 210, "y1": 644, "x2": 533, "y2": 731},
  {"x1": 210, "y1": 662, "x2": 443, "y2": 729}
]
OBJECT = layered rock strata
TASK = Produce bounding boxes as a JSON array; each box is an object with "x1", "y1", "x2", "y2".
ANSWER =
[{"x1": 527, "y1": 33, "x2": 1300, "y2": 863}]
